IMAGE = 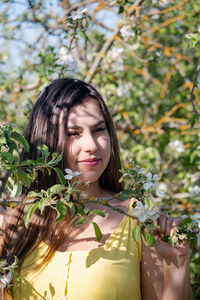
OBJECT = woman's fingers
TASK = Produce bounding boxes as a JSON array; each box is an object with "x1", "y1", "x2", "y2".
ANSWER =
[
  {"x1": 166, "y1": 216, "x2": 174, "y2": 236},
  {"x1": 158, "y1": 212, "x2": 167, "y2": 234},
  {"x1": 158, "y1": 212, "x2": 182, "y2": 237}
]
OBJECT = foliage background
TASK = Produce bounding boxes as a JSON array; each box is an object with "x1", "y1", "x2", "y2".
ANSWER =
[{"x1": 0, "y1": 0, "x2": 200, "y2": 297}]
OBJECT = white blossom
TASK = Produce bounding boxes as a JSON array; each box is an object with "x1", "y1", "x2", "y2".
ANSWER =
[
  {"x1": 179, "y1": 233, "x2": 187, "y2": 240},
  {"x1": 0, "y1": 270, "x2": 12, "y2": 289},
  {"x1": 2, "y1": 54, "x2": 8, "y2": 62},
  {"x1": 149, "y1": 8, "x2": 160, "y2": 20},
  {"x1": 138, "y1": 168, "x2": 145, "y2": 174},
  {"x1": 69, "y1": 8, "x2": 88, "y2": 21},
  {"x1": 142, "y1": 172, "x2": 160, "y2": 191},
  {"x1": 156, "y1": 182, "x2": 168, "y2": 197},
  {"x1": 120, "y1": 25, "x2": 135, "y2": 40},
  {"x1": 171, "y1": 235, "x2": 178, "y2": 244},
  {"x1": 145, "y1": 171, "x2": 152, "y2": 181},
  {"x1": 153, "y1": 174, "x2": 160, "y2": 181},
  {"x1": 188, "y1": 185, "x2": 200, "y2": 197},
  {"x1": 0, "y1": 90, "x2": 3, "y2": 100},
  {"x1": 191, "y1": 214, "x2": 200, "y2": 227},
  {"x1": 152, "y1": 0, "x2": 168, "y2": 6},
  {"x1": 186, "y1": 173, "x2": 198, "y2": 183},
  {"x1": 132, "y1": 200, "x2": 159, "y2": 223},
  {"x1": 8, "y1": 103, "x2": 16, "y2": 110},
  {"x1": 197, "y1": 234, "x2": 200, "y2": 248},
  {"x1": 116, "y1": 82, "x2": 132, "y2": 97},
  {"x1": 64, "y1": 168, "x2": 81, "y2": 180},
  {"x1": 112, "y1": 59, "x2": 124, "y2": 72},
  {"x1": 168, "y1": 139, "x2": 185, "y2": 153},
  {"x1": 143, "y1": 181, "x2": 154, "y2": 191},
  {"x1": 109, "y1": 47, "x2": 124, "y2": 60},
  {"x1": 59, "y1": 47, "x2": 74, "y2": 64}
]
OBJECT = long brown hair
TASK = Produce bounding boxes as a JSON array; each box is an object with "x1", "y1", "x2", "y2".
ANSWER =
[{"x1": 0, "y1": 78, "x2": 123, "y2": 298}]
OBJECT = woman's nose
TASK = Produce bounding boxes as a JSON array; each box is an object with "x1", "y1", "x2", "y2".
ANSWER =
[{"x1": 82, "y1": 132, "x2": 98, "y2": 153}]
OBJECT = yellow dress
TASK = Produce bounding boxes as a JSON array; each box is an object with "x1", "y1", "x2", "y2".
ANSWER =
[{"x1": 11, "y1": 203, "x2": 141, "y2": 300}]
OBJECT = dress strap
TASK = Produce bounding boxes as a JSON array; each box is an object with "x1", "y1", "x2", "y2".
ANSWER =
[
  {"x1": 128, "y1": 198, "x2": 135, "y2": 214},
  {"x1": 128, "y1": 198, "x2": 141, "y2": 262}
]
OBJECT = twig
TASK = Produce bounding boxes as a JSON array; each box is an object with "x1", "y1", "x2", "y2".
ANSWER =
[
  {"x1": 14, "y1": 80, "x2": 40, "y2": 93},
  {"x1": 64, "y1": 0, "x2": 97, "y2": 16},
  {"x1": 71, "y1": 198, "x2": 134, "y2": 219},
  {"x1": 189, "y1": 65, "x2": 200, "y2": 124},
  {"x1": 85, "y1": 0, "x2": 143, "y2": 83},
  {"x1": 0, "y1": 194, "x2": 118, "y2": 208}
]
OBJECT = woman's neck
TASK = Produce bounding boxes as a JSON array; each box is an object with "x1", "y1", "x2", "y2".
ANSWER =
[{"x1": 79, "y1": 181, "x2": 104, "y2": 199}]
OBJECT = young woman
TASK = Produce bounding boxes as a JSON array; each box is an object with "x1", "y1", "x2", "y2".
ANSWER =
[{"x1": 0, "y1": 78, "x2": 192, "y2": 299}]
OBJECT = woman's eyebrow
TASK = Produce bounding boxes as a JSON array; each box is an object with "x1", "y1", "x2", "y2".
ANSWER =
[
  {"x1": 94, "y1": 120, "x2": 105, "y2": 127},
  {"x1": 67, "y1": 120, "x2": 105, "y2": 130}
]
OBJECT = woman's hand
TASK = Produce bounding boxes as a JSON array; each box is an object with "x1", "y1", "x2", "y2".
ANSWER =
[
  {"x1": 152, "y1": 212, "x2": 193, "y2": 300},
  {"x1": 154, "y1": 212, "x2": 190, "y2": 266}
]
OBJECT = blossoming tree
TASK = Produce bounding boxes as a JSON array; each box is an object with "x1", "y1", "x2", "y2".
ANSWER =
[{"x1": 0, "y1": 0, "x2": 200, "y2": 296}]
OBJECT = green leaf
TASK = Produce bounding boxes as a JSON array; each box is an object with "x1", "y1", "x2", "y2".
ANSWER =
[
  {"x1": 11, "y1": 131, "x2": 29, "y2": 152},
  {"x1": 49, "y1": 184, "x2": 66, "y2": 194},
  {"x1": 7, "y1": 139, "x2": 17, "y2": 152},
  {"x1": 20, "y1": 160, "x2": 37, "y2": 166},
  {"x1": 144, "y1": 197, "x2": 154, "y2": 209},
  {"x1": 132, "y1": 225, "x2": 141, "y2": 242},
  {"x1": 17, "y1": 170, "x2": 31, "y2": 188},
  {"x1": 78, "y1": 206, "x2": 88, "y2": 216},
  {"x1": 144, "y1": 231, "x2": 155, "y2": 247},
  {"x1": 36, "y1": 157, "x2": 45, "y2": 164},
  {"x1": 190, "y1": 236, "x2": 197, "y2": 249},
  {"x1": 92, "y1": 222, "x2": 102, "y2": 242},
  {"x1": 178, "y1": 217, "x2": 192, "y2": 227},
  {"x1": 67, "y1": 202, "x2": 77, "y2": 216},
  {"x1": 37, "y1": 144, "x2": 50, "y2": 158},
  {"x1": 64, "y1": 193, "x2": 71, "y2": 202},
  {"x1": 76, "y1": 216, "x2": 87, "y2": 225},
  {"x1": 89, "y1": 210, "x2": 105, "y2": 217},
  {"x1": 54, "y1": 167, "x2": 66, "y2": 185},
  {"x1": 24, "y1": 202, "x2": 39, "y2": 227},
  {"x1": 27, "y1": 191, "x2": 40, "y2": 199},
  {"x1": 0, "y1": 151, "x2": 14, "y2": 164},
  {"x1": 10, "y1": 182, "x2": 22, "y2": 198},
  {"x1": 120, "y1": 190, "x2": 137, "y2": 200},
  {"x1": 47, "y1": 153, "x2": 63, "y2": 166},
  {"x1": 28, "y1": 170, "x2": 37, "y2": 181},
  {"x1": 56, "y1": 199, "x2": 67, "y2": 222},
  {"x1": 38, "y1": 198, "x2": 47, "y2": 214}
]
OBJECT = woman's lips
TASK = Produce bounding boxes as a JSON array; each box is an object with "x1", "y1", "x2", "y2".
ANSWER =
[{"x1": 78, "y1": 159, "x2": 100, "y2": 166}]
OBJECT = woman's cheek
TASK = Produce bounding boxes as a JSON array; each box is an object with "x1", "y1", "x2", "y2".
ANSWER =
[{"x1": 98, "y1": 135, "x2": 111, "y2": 151}]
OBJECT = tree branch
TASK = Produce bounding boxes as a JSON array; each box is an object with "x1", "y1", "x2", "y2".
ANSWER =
[
  {"x1": 64, "y1": 0, "x2": 97, "y2": 16},
  {"x1": 85, "y1": 0, "x2": 143, "y2": 83},
  {"x1": 189, "y1": 65, "x2": 200, "y2": 124}
]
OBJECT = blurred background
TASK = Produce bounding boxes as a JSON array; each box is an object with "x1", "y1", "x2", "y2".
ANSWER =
[{"x1": 0, "y1": 0, "x2": 200, "y2": 297}]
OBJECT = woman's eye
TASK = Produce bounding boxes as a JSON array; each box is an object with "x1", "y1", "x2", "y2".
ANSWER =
[
  {"x1": 95, "y1": 127, "x2": 105, "y2": 132},
  {"x1": 67, "y1": 131, "x2": 79, "y2": 137}
]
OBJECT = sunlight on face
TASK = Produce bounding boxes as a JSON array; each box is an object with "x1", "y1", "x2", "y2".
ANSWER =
[{"x1": 66, "y1": 99, "x2": 111, "y2": 184}]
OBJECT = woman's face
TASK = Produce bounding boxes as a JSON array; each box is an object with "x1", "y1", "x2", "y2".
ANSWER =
[{"x1": 66, "y1": 99, "x2": 111, "y2": 184}]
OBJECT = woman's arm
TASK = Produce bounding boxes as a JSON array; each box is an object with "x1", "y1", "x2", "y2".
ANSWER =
[
  {"x1": 161, "y1": 251, "x2": 192, "y2": 300},
  {"x1": 0, "y1": 207, "x2": 6, "y2": 254},
  {"x1": 141, "y1": 213, "x2": 193, "y2": 300},
  {"x1": 141, "y1": 235, "x2": 164, "y2": 299}
]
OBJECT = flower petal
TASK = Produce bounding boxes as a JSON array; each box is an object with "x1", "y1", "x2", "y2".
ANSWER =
[
  {"x1": 143, "y1": 181, "x2": 154, "y2": 191},
  {"x1": 65, "y1": 168, "x2": 73, "y2": 175},
  {"x1": 146, "y1": 172, "x2": 152, "y2": 180},
  {"x1": 73, "y1": 171, "x2": 81, "y2": 177},
  {"x1": 64, "y1": 174, "x2": 73, "y2": 180}
]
